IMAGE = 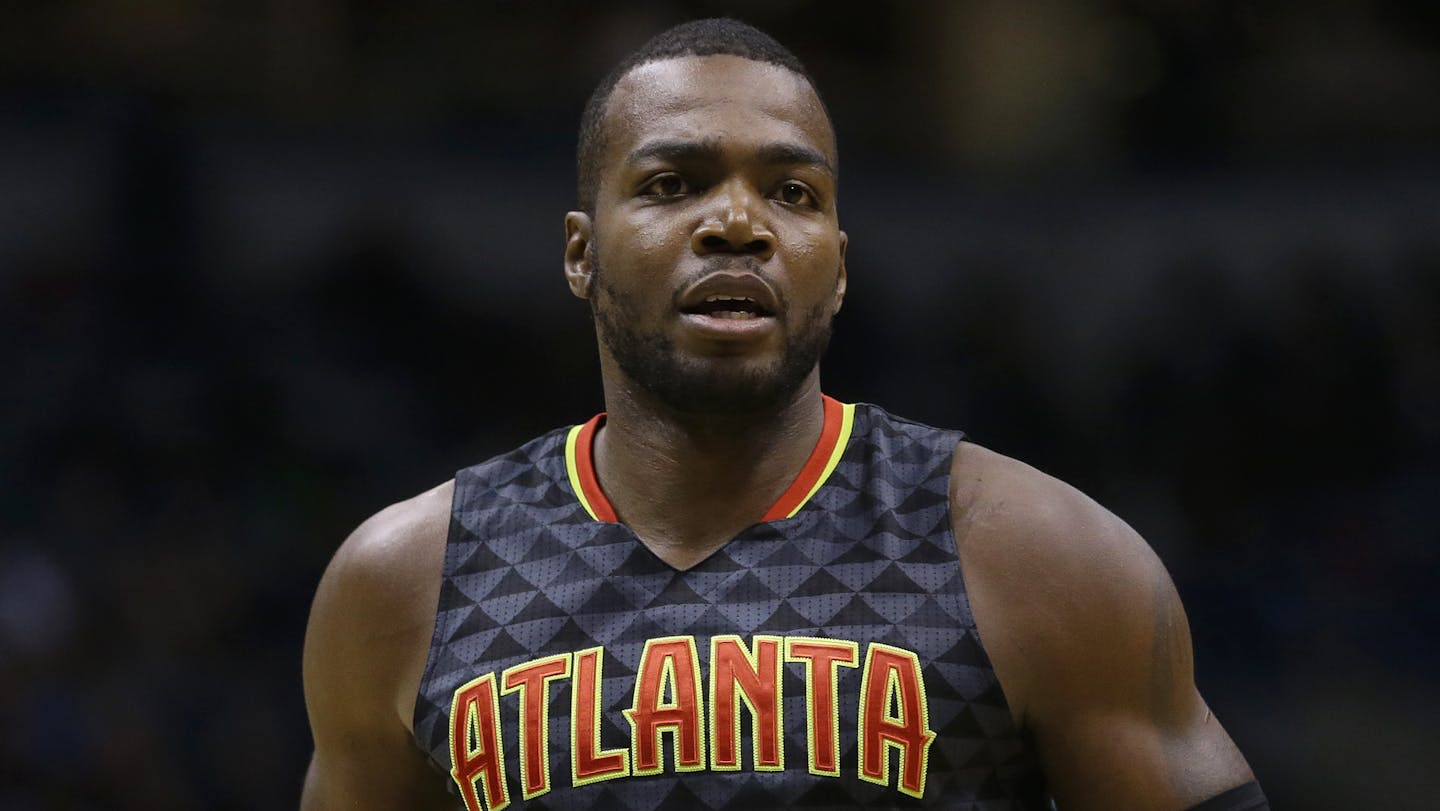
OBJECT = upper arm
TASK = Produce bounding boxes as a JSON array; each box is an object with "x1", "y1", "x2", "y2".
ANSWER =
[
  {"x1": 950, "y1": 443, "x2": 1254, "y2": 810},
  {"x1": 301, "y1": 482, "x2": 458, "y2": 811}
]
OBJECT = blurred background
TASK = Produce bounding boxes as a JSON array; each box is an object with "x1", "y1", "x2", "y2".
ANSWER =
[{"x1": 1, "y1": 1, "x2": 1436, "y2": 808}]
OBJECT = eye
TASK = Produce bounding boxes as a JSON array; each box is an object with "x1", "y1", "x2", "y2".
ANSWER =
[
  {"x1": 775, "y1": 181, "x2": 817, "y2": 208},
  {"x1": 641, "y1": 174, "x2": 691, "y2": 198}
]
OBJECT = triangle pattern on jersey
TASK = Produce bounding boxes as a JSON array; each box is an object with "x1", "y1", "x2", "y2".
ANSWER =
[
  {"x1": 803, "y1": 536, "x2": 860, "y2": 567},
  {"x1": 897, "y1": 559, "x2": 962, "y2": 594},
  {"x1": 613, "y1": 568, "x2": 675, "y2": 607},
  {"x1": 453, "y1": 538, "x2": 510, "y2": 575},
  {"x1": 861, "y1": 591, "x2": 929, "y2": 624},
  {"x1": 696, "y1": 549, "x2": 749, "y2": 573},
  {"x1": 613, "y1": 611, "x2": 670, "y2": 646},
  {"x1": 476, "y1": 627, "x2": 529, "y2": 664},
  {"x1": 479, "y1": 589, "x2": 539, "y2": 625},
  {"x1": 575, "y1": 537, "x2": 635, "y2": 576},
  {"x1": 789, "y1": 568, "x2": 852, "y2": 598},
  {"x1": 647, "y1": 577, "x2": 709, "y2": 608},
  {"x1": 517, "y1": 530, "x2": 573, "y2": 563},
  {"x1": 549, "y1": 551, "x2": 604, "y2": 588},
  {"x1": 758, "y1": 540, "x2": 820, "y2": 568},
  {"x1": 823, "y1": 597, "x2": 890, "y2": 629},
  {"x1": 649, "y1": 601, "x2": 713, "y2": 636},
  {"x1": 514, "y1": 554, "x2": 572, "y2": 589},
  {"x1": 508, "y1": 588, "x2": 567, "y2": 624},
  {"x1": 860, "y1": 511, "x2": 928, "y2": 544},
  {"x1": 899, "y1": 594, "x2": 965, "y2": 629},
  {"x1": 543, "y1": 617, "x2": 597, "y2": 653},
  {"x1": 940, "y1": 631, "x2": 991, "y2": 668},
  {"x1": 715, "y1": 570, "x2": 779, "y2": 603},
  {"x1": 827, "y1": 560, "x2": 891, "y2": 592},
  {"x1": 577, "y1": 580, "x2": 634, "y2": 615},
  {"x1": 449, "y1": 568, "x2": 510, "y2": 604},
  {"x1": 416, "y1": 406, "x2": 1045, "y2": 808},
  {"x1": 754, "y1": 599, "x2": 815, "y2": 635},
  {"x1": 715, "y1": 599, "x2": 784, "y2": 633},
  {"x1": 447, "y1": 611, "x2": 502, "y2": 650},
  {"x1": 898, "y1": 536, "x2": 956, "y2": 564},
  {"x1": 684, "y1": 603, "x2": 736, "y2": 635},
  {"x1": 752, "y1": 563, "x2": 819, "y2": 598},
  {"x1": 785, "y1": 592, "x2": 855, "y2": 626},
  {"x1": 826, "y1": 541, "x2": 886, "y2": 566},
  {"x1": 506, "y1": 615, "x2": 570, "y2": 653},
  {"x1": 485, "y1": 567, "x2": 539, "y2": 599},
  {"x1": 892, "y1": 486, "x2": 948, "y2": 524},
  {"x1": 489, "y1": 526, "x2": 544, "y2": 565},
  {"x1": 570, "y1": 610, "x2": 632, "y2": 646},
  {"x1": 685, "y1": 568, "x2": 744, "y2": 599},
  {"x1": 863, "y1": 562, "x2": 927, "y2": 594}
]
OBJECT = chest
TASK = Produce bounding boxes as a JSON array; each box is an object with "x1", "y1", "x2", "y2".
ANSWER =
[{"x1": 417, "y1": 519, "x2": 1024, "y2": 810}]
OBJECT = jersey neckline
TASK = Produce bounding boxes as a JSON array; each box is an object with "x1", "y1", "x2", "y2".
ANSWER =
[{"x1": 563, "y1": 395, "x2": 856, "y2": 524}]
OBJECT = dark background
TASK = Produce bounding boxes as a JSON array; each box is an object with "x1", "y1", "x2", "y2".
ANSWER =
[{"x1": 2, "y1": 1, "x2": 1437, "y2": 808}]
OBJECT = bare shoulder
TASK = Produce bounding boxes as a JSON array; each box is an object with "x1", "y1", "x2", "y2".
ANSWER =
[
  {"x1": 301, "y1": 479, "x2": 457, "y2": 809},
  {"x1": 947, "y1": 441, "x2": 1176, "y2": 721},
  {"x1": 949, "y1": 441, "x2": 1256, "y2": 807},
  {"x1": 312, "y1": 479, "x2": 455, "y2": 622},
  {"x1": 304, "y1": 479, "x2": 454, "y2": 731},
  {"x1": 949, "y1": 440, "x2": 1165, "y2": 600}
]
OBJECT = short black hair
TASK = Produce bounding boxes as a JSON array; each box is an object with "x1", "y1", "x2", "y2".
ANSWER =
[{"x1": 575, "y1": 17, "x2": 829, "y2": 213}]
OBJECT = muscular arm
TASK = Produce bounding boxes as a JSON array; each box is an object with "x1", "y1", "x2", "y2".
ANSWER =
[
  {"x1": 950, "y1": 443, "x2": 1256, "y2": 810},
  {"x1": 301, "y1": 481, "x2": 458, "y2": 811}
]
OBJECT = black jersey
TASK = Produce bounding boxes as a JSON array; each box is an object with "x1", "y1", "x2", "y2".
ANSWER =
[{"x1": 413, "y1": 397, "x2": 1048, "y2": 810}]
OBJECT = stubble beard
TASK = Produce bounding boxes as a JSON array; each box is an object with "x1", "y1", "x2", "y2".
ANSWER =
[{"x1": 590, "y1": 254, "x2": 835, "y2": 416}]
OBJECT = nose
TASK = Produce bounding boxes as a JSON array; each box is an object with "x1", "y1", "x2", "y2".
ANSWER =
[{"x1": 691, "y1": 180, "x2": 775, "y2": 261}]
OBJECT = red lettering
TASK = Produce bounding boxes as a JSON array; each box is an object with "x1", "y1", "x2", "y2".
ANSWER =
[
  {"x1": 571, "y1": 647, "x2": 629, "y2": 785},
  {"x1": 502, "y1": 654, "x2": 570, "y2": 799},
  {"x1": 449, "y1": 673, "x2": 509, "y2": 811},
  {"x1": 858, "y1": 643, "x2": 935, "y2": 798},
  {"x1": 785, "y1": 638, "x2": 859, "y2": 776},
  {"x1": 623, "y1": 636, "x2": 705, "y2": 774},
  {"x1": 709, "y1": 635, "x2": 783, "y2": 770}
]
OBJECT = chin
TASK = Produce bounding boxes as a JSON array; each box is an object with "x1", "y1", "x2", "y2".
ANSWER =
[
  {"x1": 644, "y1": 358, "x2": 810, "y2": 416},
  {"x1": 598, "y1": 304, "x2": 832, "y2": 416}
]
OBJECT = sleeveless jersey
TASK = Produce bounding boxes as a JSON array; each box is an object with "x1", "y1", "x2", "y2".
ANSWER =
[{"x1": 413, "y1": 397, "x2": 1049, "y2": 810}]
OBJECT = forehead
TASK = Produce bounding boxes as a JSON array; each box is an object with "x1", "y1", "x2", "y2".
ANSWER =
[{"x1": 601, "y1": 55, "x2": 835, "y2": 169}]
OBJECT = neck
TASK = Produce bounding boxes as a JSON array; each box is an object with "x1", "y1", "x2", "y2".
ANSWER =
[{"x1": 593, "y1": 370, "x2": 826, "y2": 567}]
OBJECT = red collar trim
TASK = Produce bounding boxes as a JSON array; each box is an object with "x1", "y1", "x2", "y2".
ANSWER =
[
  {"x1": 760, "y1": 395, "x2": 848, "y2": 520},
  {"x1": 571, "y1": 413, "x2": 617, "y2": 522},
  {"x1": 570, "y1": 395, "x2": 849, "y2": 524}
]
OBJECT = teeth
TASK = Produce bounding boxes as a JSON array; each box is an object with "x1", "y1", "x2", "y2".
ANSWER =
[
  {"x1": 713, "y1": 311, "x2": 757, "y2": 319},
  {"x1": 704, "y1": 295, "x2": 754, "y2": 303}
]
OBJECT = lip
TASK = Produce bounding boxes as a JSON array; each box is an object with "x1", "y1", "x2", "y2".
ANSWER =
[
  {"x1": 677, "y1": 272, "x2": 780, "y2": 317},
  {"x1": 678, "y1": 310, "x2": 779, "y2": 341}
]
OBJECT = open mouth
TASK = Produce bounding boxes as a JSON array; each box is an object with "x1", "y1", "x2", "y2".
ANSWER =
[{"x1": 682, "y1": 294, "x2": 773, "y2": 320}]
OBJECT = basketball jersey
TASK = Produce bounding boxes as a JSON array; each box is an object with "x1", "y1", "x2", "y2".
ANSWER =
[{"x1": 413, "y1": 397, "x2": 1049, "y2": 810}]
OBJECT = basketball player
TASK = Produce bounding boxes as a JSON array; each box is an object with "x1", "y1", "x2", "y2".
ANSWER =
[{"x1": 301, "y1": 19, "x2": 1267, "y2": 811}]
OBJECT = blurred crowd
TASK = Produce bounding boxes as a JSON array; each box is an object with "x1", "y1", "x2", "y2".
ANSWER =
[{"x1": 1, "y1": 2, "x2": 1437, "y2": 809}]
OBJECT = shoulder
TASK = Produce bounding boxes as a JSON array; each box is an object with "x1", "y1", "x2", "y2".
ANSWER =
[
  {"x1": 947, "y1": 441, "x2": 1176, "y2": 725},
  {"x1": 948, "y1": 440, "x2": 1157, "y2": 579},
  {"x1": 301, "y1": 479, "x2": 462, "y2": 807},
  {"x1": 319, "y1": 479, "x2": 454, "y2": 596},
  {"x1": 947, "y1": 441, "x2": 1259, "y2": 805},
  {"x1": 304, "y1": 479, "x2": 454, "y2": 735}
]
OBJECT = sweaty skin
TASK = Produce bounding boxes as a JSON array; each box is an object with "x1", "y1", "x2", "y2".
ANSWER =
[
  {"x1": 301, "y1": 54, "x2": 1256, "y2": 810},
  {"x1": 563, "y1": 56, "x2": 848, "y2": 569}
]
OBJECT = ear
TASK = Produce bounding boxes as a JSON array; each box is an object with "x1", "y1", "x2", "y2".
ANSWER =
[
  {"x1": 834, "y1": 230, "x2": 848, "y2": 315},
  {"x1": 564, "y1": 211, "x2": 595, "y2": 299}
]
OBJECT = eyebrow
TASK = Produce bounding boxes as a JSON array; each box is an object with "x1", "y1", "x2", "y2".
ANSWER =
[{"x1": 625, "y1": 138, "x2": 834, "y2": 176}]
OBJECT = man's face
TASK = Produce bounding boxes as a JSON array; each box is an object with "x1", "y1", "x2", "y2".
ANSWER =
[{"x1": 566, "y1": 55, "x2": 847, "y2": 415}]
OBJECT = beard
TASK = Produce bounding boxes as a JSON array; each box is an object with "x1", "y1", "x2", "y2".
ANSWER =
[{"x1": 589, "y1": 254, "x2": 835, "y2": 416}]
